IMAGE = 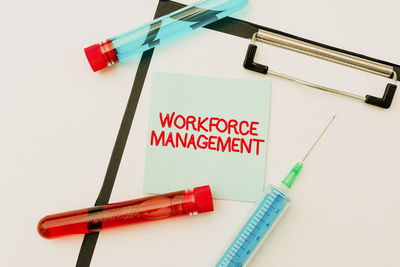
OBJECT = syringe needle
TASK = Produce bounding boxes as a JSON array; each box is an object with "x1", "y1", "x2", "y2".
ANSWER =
[{"x1": 301, "y1": 114, "x2": 336, "y2": 162}]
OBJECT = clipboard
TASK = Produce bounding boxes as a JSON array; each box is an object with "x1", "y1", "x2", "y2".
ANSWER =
[{"x1": 76, "y1": 1, "x2": 400, "y2": 265}]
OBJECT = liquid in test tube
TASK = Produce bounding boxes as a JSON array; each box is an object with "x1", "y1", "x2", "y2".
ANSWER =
[
  {"x1": 38, "y1": 185, "x2": 213, "y2": 239},
  {"x1": 84, "y1": 0, "x2": 248, "y2": 71}
]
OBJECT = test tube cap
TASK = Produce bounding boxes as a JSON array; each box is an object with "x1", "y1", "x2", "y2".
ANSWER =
[
  {"x1": 193, "y1": 185, "x2": 214, "y2": 213},
  {"x1": 84, "y1": 43, "x2": 109, "y2": 72}
]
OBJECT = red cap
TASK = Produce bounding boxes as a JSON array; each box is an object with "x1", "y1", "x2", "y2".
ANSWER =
[
  {"x1": 193, "y1": 185, "x2": 214, "y2": 213},
  {"x1": 84, "y1": 40, "x2": 118, "y2": 72},
  {"x1": 84, "y1": 43, "x2": 109, "y2": 72}
]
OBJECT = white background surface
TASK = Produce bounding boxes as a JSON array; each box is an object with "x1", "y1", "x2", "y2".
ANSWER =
[{"x1": 1, "y1": 0, "x2": 400, "y2": 266}]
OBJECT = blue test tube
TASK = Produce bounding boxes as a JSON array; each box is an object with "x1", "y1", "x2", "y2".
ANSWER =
[{"x1": 84, "y1": 0, "x2": 249, "y2": 72}]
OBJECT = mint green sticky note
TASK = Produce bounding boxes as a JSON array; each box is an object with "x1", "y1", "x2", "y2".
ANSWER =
[{"x1": 143, "y1": 72, "x2": 271, "y2": 202}]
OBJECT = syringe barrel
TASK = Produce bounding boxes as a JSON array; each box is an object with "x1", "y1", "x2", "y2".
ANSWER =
[
  {"x1": 84, "y1": 0, "x2": 249, "y2": 72},
  {"x1": 38, "y1": 185, "x2": 213, "y2": 239},
  {"x1": 216, "y1": 185, "x2": 290, "y2": 267}
]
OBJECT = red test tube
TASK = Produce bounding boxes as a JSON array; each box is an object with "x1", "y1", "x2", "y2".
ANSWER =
[{"x1": 38, "y1": 185, "x2": 213, "y2": 239}]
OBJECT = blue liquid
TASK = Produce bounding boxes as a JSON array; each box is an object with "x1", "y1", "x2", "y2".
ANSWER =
[
  {"x1": 109, "y1": 0, "x2": 248, "y2": 61},
  {"x1": 216, "y1": 186, "x2": 290, "y2": 267}
]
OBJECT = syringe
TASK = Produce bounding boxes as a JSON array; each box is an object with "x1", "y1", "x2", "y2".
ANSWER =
[{"x1": 216, "y1": 115, "x2": 336, "y2": 267}]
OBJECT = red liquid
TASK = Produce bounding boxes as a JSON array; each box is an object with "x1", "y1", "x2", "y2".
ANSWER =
[{"x1": 38, "y1": 187, "x2": 212, "y2": 239}]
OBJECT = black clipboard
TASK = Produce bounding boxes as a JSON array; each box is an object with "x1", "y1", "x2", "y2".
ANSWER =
[{"x1": 75, "y1": 1, "x2": 400, "y2": 266}]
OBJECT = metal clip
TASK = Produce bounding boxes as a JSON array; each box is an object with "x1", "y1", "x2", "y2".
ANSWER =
[{"x1": 244, "y1": 31, "x2": 397, "y2": 109}]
